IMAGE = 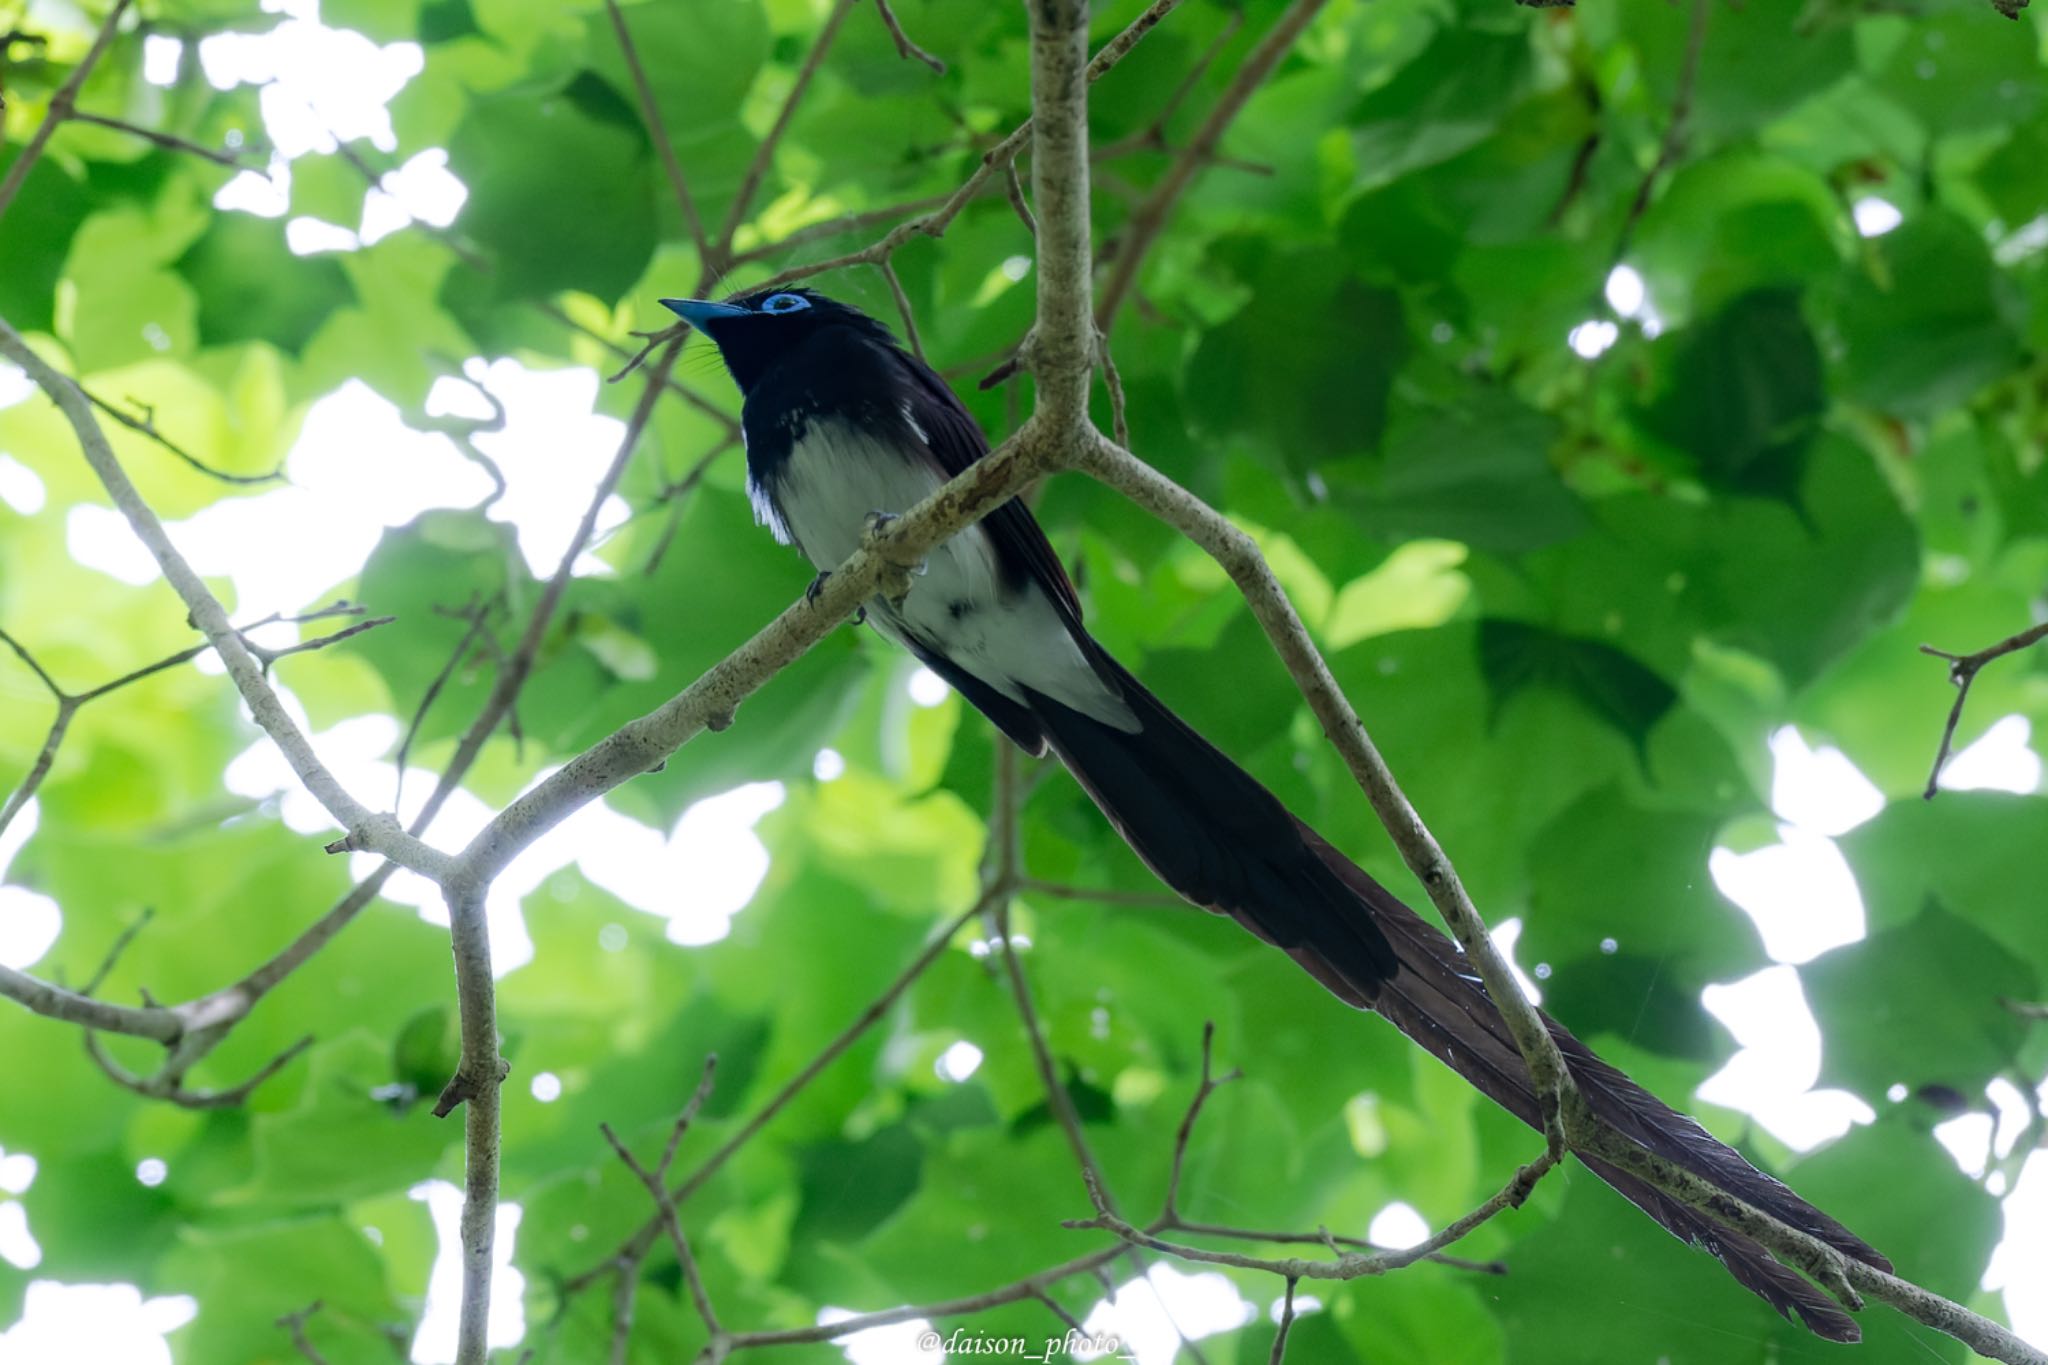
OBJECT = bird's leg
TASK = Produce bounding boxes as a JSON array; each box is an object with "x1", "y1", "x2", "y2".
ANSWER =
[
  {"x1": 805, "y1": 570, "x2": 866, "y2": 626},
  {"x1": 863, "y1": 510, "x2": 924, "y2": 608}
]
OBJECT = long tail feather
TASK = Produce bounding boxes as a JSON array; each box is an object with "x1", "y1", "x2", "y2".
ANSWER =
[{"x1": 1027, "y1": 657, "x2": 1887, "y2": 1340}]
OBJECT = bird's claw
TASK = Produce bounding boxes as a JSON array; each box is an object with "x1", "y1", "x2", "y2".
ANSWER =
[{"x1": 806, "y1": 569, "x2": 867, "y2": 627}]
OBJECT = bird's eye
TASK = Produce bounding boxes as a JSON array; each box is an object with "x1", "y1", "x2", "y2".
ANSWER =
[{"x1": 760, "y1": 293, "x2": 810, "y2": 314}]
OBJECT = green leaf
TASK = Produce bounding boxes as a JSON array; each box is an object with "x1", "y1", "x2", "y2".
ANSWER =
[
  {"x1": 0, "y1": 151, "x2": 90, "y2": 334},
  {"x1": 1350, "y1": 28, "x2": 1532, "y2": 181},
  {"x1": 174, "y1": 214, "x2": 355, "y2": 354},
  {"x1": 1520, "y1": 786, "x2": 1764, "y2": 1012},
  {"x1": 1837, "y1": 212, "x2": 2023, "y2": 417},
  {"x1": 1184, "y1": 249, "x2": 1406, "y2": 472},
  {"x1": 1621, "y1": 0, "x2": 1855, "y2": 142},
  {"x1": 1638, "y1": 288, "x2": 1825, "y2": 500},
  {"x1": 1478, "y1": 619, "x2": 1678, "y2": 755},
  {"x1": 241, "y1": 1032, "x2": 463, "y2": 1204},
  {"x1": 1805, "y1": 900, "x2": 2037, "y2": 1100},
  {"x1": 447, "y1": 84, "x2": 659, "y2": 302},
  {"x1": 1334, "y1": 389, "x2": 1588, "y2": 553}
]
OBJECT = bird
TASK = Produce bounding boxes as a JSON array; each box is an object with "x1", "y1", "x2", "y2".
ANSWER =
[{"x1": 662, "y1": 286, "x2": 1890, "y2": 1339}]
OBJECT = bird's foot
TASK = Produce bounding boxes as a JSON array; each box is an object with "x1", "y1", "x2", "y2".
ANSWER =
[
  {"x1": 863, "y1": 510, "x2": 923, "y2": 608},
  {"x1": 805, "y1": 569, "x2": 868, "y2": 627}
]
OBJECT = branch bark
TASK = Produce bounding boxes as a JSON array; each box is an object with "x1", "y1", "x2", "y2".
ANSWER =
[
  {"x1": 0, "y1": 319, "x2": 452, "y2": 882},
  {"x1": 0, "y1": 0, "x2": 135, "y2": 221}
]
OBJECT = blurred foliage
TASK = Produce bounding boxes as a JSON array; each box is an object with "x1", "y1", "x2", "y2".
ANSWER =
[{"x1": 2, "y1": 0, "x2": 2047, "y2": 1361}]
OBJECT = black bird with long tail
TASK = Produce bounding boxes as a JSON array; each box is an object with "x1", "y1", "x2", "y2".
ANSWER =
[{"x1": 663, "y1": 286, "x2": 1890, "y2": 1339}]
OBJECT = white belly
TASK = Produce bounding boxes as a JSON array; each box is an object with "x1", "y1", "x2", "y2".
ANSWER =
[{"x1": 766, "y1": 418, "x2": 1135, "y2": 730}]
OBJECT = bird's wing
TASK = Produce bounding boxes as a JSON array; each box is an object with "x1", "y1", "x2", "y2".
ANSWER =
[{"x1": 888, "y1": 349, "x2": 1086, "y2": 628}]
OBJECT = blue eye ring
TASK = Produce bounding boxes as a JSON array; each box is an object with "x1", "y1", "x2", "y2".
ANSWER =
[{"x1": 760, "y1": 292, "x2": 810, "y2": 314}]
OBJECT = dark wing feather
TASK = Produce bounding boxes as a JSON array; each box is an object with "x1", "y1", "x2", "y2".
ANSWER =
[{"x1": 887, "y1": 349, "x2": 1085, "y2": 628}]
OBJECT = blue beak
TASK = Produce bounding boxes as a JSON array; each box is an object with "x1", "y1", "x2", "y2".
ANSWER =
[{"x1": 661, "y1": 298, "x2": 748, "y2": 330}]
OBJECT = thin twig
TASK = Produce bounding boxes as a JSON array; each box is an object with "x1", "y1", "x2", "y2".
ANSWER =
[
  {"x1": 1919, "y1": 620, "x2": 2048, "y2": 799},
  {"x1": 82, "y1": 389, "x2": 286, "y2": 485},
  {"x1": 65, "y1": 109, "x2": 250, "y2": 168},
  {"x1": 0, "y1": 318, "x2": 451, "y2": 881},
  {"x1": 1004, "y1": 155, "x2": 1037, "y2": 235},
  {"x1": 0, "y1": 0, "x2": 134, "y2": 220},
  {"x1": 276, "y1": 1301, "x2": 333, "y2": 1365},
  {"x1": 564, "y1": 894, "x2": 994, "y2": 1296},
  {"x1": 394, "y1": 594, "x2": 496, "y2": 808},
  {"x1": 872, "y1": 0, "x2": 945, "y2": 72},
  {"x1": 599, "y1": 1057, "x2": 725, "y2": 1351},
  {"x1": 84, "y1": 1029, "x2": 314, "y2": 1108},
  {"x1": 1094, "y1": 0, "x2": 1329, "y2": 332},
  {"x1": 1267, "y1": 1279, "x2": 1298, "y2": 1365},
  {"x1": 879, "y1": 258, "x2": 925, "y2": 362},
  {"x1": 1612, "y1": 0, "x2": 1710, "y2": 269},
  {"x1": 741, "y1": 0, "x2": 1189, "y2": 298},
  {"x1": 603, "y1": 0, "x2": 711, "y2": 263},
  {"x1": 719, "y1": 0, "x2": 859, "y2": 251},
  {"x1": 1163, "y1": 1022, "x2": 1241, "y2": 1222},
  {"x1": 1019, "y1": 878, "x2": 1188, "y2": 909}
]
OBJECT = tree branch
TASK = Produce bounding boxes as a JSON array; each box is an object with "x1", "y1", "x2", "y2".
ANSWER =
[
  {"x1": 1073, "y1": 430, "x2": 1575, "y2": 1155},
  {"x1": 719, "y1": 0, "x2": 858, "y2": 255},
  {"x1": 1020, "y1": 0, "x2": 1094, "y2": 427},
  {"x1": 439, "y1": 878, "x2": 505, "y2": 1365},
  {"x1": 1094, "y1": 0, "x2": 1328, "y2": 331},
  {"x1": 872, "y1": 0, "x2": 945, "y2": 73},
  {"x1": 64, "y1": 109, "x2": 253, "y2": 168},
  {"x1": 0, "y1": 0, "x2": 134, "y2": 221},
  {"x1": 740, "y1": 0, "x2": 1188, "y2": 298},
  {"x1": 602, "y1": 0, "x2": 712, "y2": 265},
  {"x1": 0, "y1": 317, "x2": 452, "y2": 880},
  {"x1": 1920, "y1": 620, "x2": 2048, "y2": 799},
  {"x1": 599, "y1": 1057, "x2": 724, "y2": 1359}
]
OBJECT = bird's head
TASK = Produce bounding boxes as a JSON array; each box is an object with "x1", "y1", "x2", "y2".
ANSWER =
[{"x1": 660, "y1": 287, "x2": 893, "y2": 394}]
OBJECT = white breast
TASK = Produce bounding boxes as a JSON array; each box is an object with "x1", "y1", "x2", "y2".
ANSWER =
[{"x1": 769, "y1": 418, "x2": 1135, "y2": 731}]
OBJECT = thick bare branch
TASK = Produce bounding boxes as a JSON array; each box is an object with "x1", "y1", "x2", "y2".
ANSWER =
[
  {"x1": 439, "y1": 879, "x2": 505, "y2": 1365},
  {"x1": 1021, "y1": 0, "x2": 1095, "y2": 425}
]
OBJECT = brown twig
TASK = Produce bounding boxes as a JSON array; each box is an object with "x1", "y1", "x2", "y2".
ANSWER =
[
  {"x1": 393, "y1": 594, "x2": 497, "y2": 808},
  {"x1": 719, "y1": 0, "x2": 858, "y2": 252},
  {"x1": 1267, "y1": 1278, "x2": 1299, "y2": 1365},
  {"x1": 603, "y1": 0, "x2": 711, "y2": 264},
  {"x1": 276, "y1": 1301, "x2": 333, "y2": 1365},
  {"x1": 0, "y1": 317, "x2": 452, "y2": 879},
  {"x1": 740, "y1": 0, "x2": 1189, "y2": 298},
  {"x1": 65, "y1": 109, "x2": 251, "y2": 168},
  {"x1": 563, "y1": 893, "x2": 994, "y2": 1296},
  {"x1": 1094, "y1": 0, "x2": 1329, "y2": 332},
  {"x1": 1004, "y1": 155, "x2": 1037, "y2": 235},
  {"x1": 879, "y1": 258, "x2": 925, "y2": 362},
  {"x1": 1018, "y1": 878, "x2": 1188, "y2": 909},
  {"x1": 1612, "y1": 0, "x2": 1709, "y2": 269},
  {"x1": 599, "y1": 1057, "x2": 724, "y2": 1354},
  {"x1": 871, "y1": 0, "x2": 945, "y2": 72},
  {"x1": 0, "y1": 0, "x2": 134, "y2": 220},
  {"x1": 1, "y1": 601, "x2": 370, "y2": 842},
  {"x1": 1920, "y1": 620, "x2": 2048, "y2": 799}
]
